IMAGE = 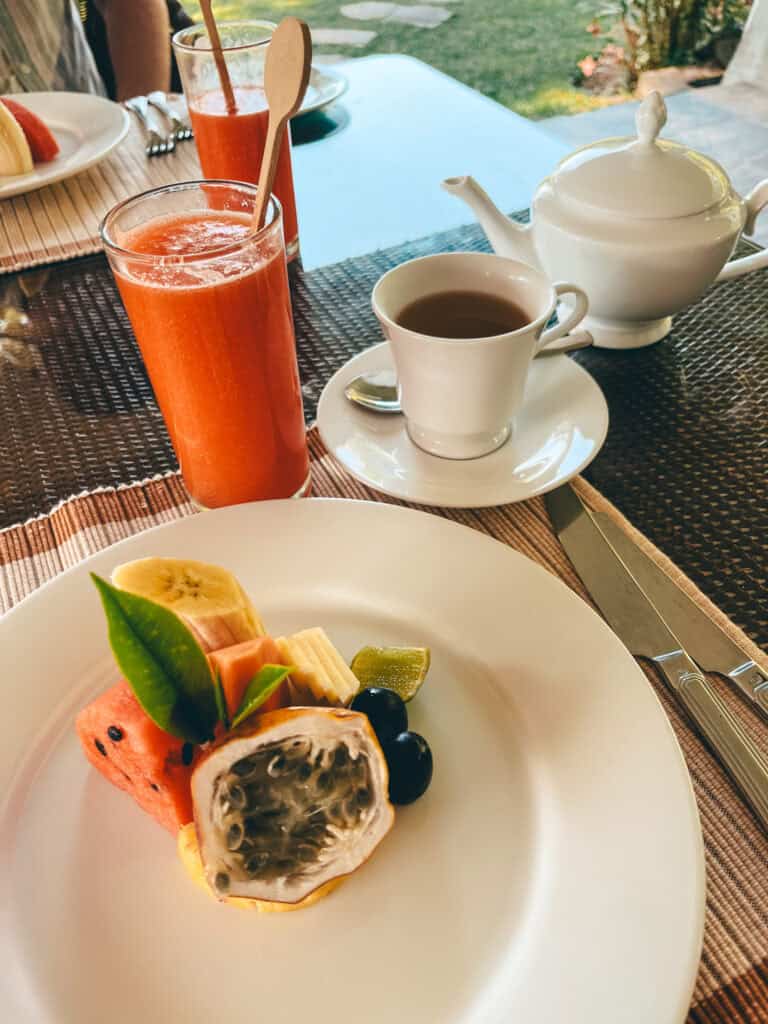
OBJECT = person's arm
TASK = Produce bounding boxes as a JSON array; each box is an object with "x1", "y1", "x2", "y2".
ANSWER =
[{"x1": 94, "y1": 0, "x2": 170, "y2": 100}]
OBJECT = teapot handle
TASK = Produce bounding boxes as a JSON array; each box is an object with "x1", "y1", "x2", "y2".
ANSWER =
[{"x1": 716, "y1": 180, "x2": 768, "y2": 283}]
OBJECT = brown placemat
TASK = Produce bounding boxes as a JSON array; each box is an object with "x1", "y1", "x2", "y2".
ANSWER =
[{"x1": 1, "y1": 429, "x2": 767, "y2": 1023}]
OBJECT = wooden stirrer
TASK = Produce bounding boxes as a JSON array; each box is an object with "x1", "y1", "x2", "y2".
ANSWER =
[
  {"x1": 199, "y1": 0, "x2": 237, "y2": 115},
  {"x1": 252, "y1": 18, "x2": 312, "y2": 231}
]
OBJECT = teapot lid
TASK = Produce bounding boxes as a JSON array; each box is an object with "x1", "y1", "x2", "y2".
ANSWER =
[{"x1": 550, "y1": 91, "x2": 730, "y2": 220}]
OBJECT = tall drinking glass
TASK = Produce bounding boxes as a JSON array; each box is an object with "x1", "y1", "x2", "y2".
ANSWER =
[
  {"x1": 172, "y1": 21, "x2": 301, "y2": 261},
  {"x1": 101, "y1": 181, "x2": 310, "y2": 508}
]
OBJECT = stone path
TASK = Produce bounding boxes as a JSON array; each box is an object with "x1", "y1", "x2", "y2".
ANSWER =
[
  {"x1": 310, "y1": 28, "x2": 377, "y2": 47},
  {"x1": 341, "y1": 3, "x2": 453, "y2": 28},
  {"x1": 312, "y1": 0, "x2": 456, "y2": 57}
]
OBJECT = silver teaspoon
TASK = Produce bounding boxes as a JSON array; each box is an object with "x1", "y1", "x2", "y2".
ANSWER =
[{"x1": 344, "y1": 331, "x2": 593, "y2": 414}]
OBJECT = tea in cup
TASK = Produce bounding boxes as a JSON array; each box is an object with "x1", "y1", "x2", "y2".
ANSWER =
[{"x1": 372, "y1": 253, "x2": 589, "y2": 460}]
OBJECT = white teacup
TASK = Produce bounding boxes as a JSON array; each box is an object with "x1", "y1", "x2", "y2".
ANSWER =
[{"x1": 372, "y1": 252, "x2": 589, "y2": 460}]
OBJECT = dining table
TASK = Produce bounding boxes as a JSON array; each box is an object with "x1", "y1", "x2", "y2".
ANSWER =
[{"x1": 0, "y1": 53, "x2": 766, "y2": 1024}]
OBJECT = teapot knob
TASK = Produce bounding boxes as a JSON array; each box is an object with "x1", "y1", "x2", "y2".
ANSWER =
[{"x1": 636, "y1": 90, "x2": 667, "y2": 146}]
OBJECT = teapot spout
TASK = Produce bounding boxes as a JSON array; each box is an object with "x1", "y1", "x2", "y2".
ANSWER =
[{"x1": 442, "y1": 176, "x2": 537, "y2": 266}]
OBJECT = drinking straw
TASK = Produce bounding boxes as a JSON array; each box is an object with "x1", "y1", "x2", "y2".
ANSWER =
[{"x1": 199, "y1": 0, "x2": 237, "y2": 115}]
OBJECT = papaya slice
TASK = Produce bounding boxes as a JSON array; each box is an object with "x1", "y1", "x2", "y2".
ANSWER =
[{"x1": 208, "y1": 636, "x2": 289, "y2": 720}]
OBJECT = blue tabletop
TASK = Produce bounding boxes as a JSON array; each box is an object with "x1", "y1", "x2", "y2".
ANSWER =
[{"x1": 292, "y1": 55, "x2": 567, "y2": 270}]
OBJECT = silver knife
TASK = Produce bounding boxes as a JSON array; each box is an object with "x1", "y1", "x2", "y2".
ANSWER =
[
  {"x1": 545, "y1": 483, "x2": 768, "y2": 831},
  {"x1": 593, "y1": 511, "x2": 768, "y2": 715}
]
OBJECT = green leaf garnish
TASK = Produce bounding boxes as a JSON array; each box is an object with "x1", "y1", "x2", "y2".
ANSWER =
[
  {"x1": 91, "y1": 574, "x2": 217, "y2": 744},
  {"x1": 231, "y1": 664, "x2": 294, "y2": 729},
  {"x1": 213, "y1": 668, "x2": 230, "y2": 731}
]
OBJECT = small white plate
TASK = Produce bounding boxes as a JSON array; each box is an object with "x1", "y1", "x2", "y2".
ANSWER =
[
  {"x1": 317, "y1": 342, "x2": 609, "y2": 507},
  {"x1": 0, "y1": 499, "x2": 703, "y2": 1023},
  {"x1": 0, "y1": 92, "x2": 130, "y2": 199},
  {"x1": 296, "y1": 66, "x2": 348, "y2": 118}
]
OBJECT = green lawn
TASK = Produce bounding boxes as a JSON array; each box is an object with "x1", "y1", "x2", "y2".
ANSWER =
[{"x1": 184, "y1": 0, "x2": 619, "y2": 118}]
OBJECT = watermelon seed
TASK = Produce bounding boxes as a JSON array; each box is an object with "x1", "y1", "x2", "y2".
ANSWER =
[
  {"x1": 150, "y1": 783, "x2": 160, "y2": 792},
  {"x1": 94, "y1": 739, "x2": 107, "y2": 757},
  {"x1": 107, "y1": 725, "x2": 123, "y2": 742},
  {"x1": 182, "y1": 743, "x2": 194, "y2": 766}
]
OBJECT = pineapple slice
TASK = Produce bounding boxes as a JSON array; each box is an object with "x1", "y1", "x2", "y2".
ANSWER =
[{"x1": 275, "y1": 627, "x2": 359, "y2": 706}]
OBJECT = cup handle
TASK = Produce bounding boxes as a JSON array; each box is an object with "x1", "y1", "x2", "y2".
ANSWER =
[{"x1": 534, "y1": 283, "x2": 589, "y2": 354}]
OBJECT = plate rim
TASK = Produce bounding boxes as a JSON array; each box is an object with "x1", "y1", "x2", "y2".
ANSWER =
[
  {"x1": 316, "y1": 342, "x2": 610, "y2": 508},
  {"x1": 0, "y1": 91, "x2": 130, "y2": 200},
  {"x1": 297, "y1": 64, "x2": 349, "y2": 118},
  {"x1": 0, "y1": 497, "x2": 705, "y2": 1022}
]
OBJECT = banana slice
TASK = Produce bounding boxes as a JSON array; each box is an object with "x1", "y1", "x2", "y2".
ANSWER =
[
  {"x1": 275, "y1": 627, "x2": 359, "y2": 706},
  {"x1": 111, "y1": 557, "x2": 265, "y2": 652},
  {"x1": 0, "y1": 102, "x2": 33, "y2": 177}
]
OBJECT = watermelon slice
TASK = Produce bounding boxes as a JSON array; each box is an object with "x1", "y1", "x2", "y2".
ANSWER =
[
  {"x1": 1, "y1": 97, "x2": 59, "y2": 163},
  {"x1": 208, "y1": 636, "x2": 289, "y2": 720},
  {"x1": 76, "y1": 680, "x2": 195, "y2": 834}
]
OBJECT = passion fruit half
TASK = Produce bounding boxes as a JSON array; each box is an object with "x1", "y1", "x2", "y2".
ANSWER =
[{"x1": 191, "y1": 707, "x2": 395, "y2": 904}]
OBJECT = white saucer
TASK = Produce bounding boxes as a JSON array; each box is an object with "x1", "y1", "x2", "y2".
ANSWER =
[{"x1": 316, "y1": 343, "x2": 609, "y2": 508}]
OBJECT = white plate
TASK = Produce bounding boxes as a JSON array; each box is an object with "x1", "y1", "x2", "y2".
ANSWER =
[
  {"x1": 0, "y1": 92, "x2": 130, "y2": 199},
  {"x1": 296, "y1": 65, "x2": 349, "y2": 118},
  {"x1": 0, "y1": 499, "x2": 703, "y2": 1023},
  {"x1": 317, "y1": 343, "x2": 609, "y2": 507}
]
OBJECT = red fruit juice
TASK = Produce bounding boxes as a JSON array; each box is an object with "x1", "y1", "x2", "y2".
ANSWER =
[
  {"x1": 114, "y1": 210, "x2": 309, "y2": 507},
  {"x1": 189, "y1": 87, "x2": 299, "y2": 256}
]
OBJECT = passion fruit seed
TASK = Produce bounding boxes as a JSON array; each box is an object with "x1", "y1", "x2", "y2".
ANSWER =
[
  {"x1": 385, "y1": 731, "x2": 433, "y2": 805},
  {"x1": 350, "y1": 687, "x2": 408, "y2": 746},
  {"x1": 210, "y1": 737, "x2": 374, "y2": 884}
]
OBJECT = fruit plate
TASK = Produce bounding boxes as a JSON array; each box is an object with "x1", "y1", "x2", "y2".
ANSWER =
[
  {"x1": 0, "y1": 499, "x2": 704, "y2": 1023},
  {"x1": 0, "y1": 92, "x2": 130, "y2": 200}
]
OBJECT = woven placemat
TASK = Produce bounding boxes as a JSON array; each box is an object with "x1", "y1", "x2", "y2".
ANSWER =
[
  {"x1": 1, "y1": 431, "x2": 766, "y2": 1023},
  {"x1": 0, "y1": 117, "x2": 202, "y2": 273},
  {"x1": 1, "y1": 217, "x2": 765, "y2": 646}
]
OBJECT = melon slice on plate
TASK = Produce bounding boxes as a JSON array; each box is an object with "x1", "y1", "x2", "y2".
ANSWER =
[
  {"x1": 1, "y1": 97, "x2": 59, "y2": 163},
  {"x1": 75, "y1": 679, "x2": 195, "y2": 834},
  {"x1": 0, "y1": 101, "x2": 33, "y2": 176}
]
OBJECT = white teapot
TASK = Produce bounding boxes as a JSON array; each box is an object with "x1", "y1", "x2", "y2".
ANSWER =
[{"x1": 443, "y1": 91, "x2": 768, "y2": 349}]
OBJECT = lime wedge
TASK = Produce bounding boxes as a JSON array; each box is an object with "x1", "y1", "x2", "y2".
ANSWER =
[{"x1": 350, "y1": 646, "x2": 431, "y2": 702}]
